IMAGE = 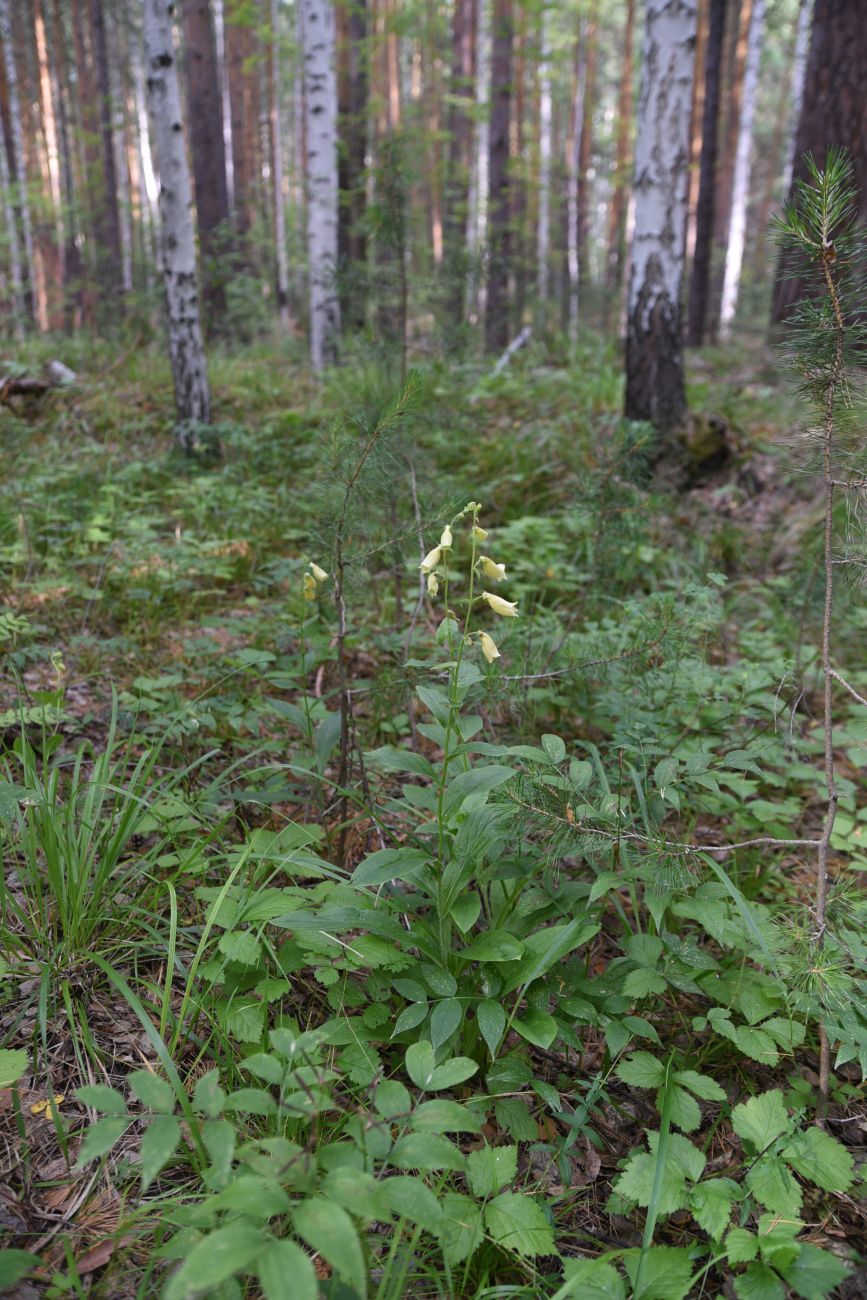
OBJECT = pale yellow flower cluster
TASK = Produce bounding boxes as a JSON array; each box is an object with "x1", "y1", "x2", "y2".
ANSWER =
[
  {"x1": 418, "y1": 510, "x2": 518, "y2": 663},
  {"x1": 303, "y1": 560, "x2": 329, "y2": 601}
]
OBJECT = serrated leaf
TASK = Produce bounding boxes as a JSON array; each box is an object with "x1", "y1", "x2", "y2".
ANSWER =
[
  {"x1": 139, "y1": 1115, "x2": 181, "y2": 1191},
  {"x1": 689, "y1": 1178, "x2": 739, "y2": 1239},
  {"x1": 647, "y1": 1130, "x2": 707, "y2": 1183},
  {"x1": 616, "y1": 1051, "x2": 666, "y2": 1089},
  {"x1": 0, "y1": 1250, "x2": 41, "y2": 1288},
  {"x1": 128, "y1": 1070, "x2": 176, "y2": 1114},
  {"x1": 203, "y1": 1118, "x2": 235, "y2": 1183},
  {"x1": 430, "y1": 998, "x2": 463, "y2": 1051},
  {"x1": 613, "y1": 1151, "x2": 687, "y2": 1215},
  {"x1": 727, "y1": 1227, "x2": 759, "y2": 1263},
  {"x1": 224, "y1": 999, "x2": 265, "y2": 1043},
  {"x1": 321, "y1": 1167, "x2": 391, "y2": 1220},
  {"x1": 380, "y1": 1175, "x2": 444, "y2": 1231},
  {"x1": 243, "y1": 1053, "x2": 284, "y2": 1086},
  {"x1": 732, "y1": 1090, "x2": 790, "y2": 1151},
  {"x1": 218, "y1": 929, "x2": 261, "y2": 965},
  {"x1": 784, "y1": 1243, "x2": 849, "y2": 1300},
  {"x1": 75, "y1": 1116, "x2": 131, "y2": 1166},
  {"x1": 440, "y1": 1191, "x2": 484, "y2": 1266},
  {"x1": 623, "y1": 968, "x2": 667, "y2": 998},
  {"x1": 782, "y1": 1125, "x2": 854, "y2": 1192},
  {"x1": 661, "y1": 1084, "x2": 701, "y2": 1134},
  {"x1": 223, "y1": 1087, "x2": 276, "y2": 1117},
  {"x1": 193, "y1": 1070, "x2": 225, "y2": 1118},
  {"x1": 746, "y1": 1155, "x2": 803, "y2": 1215},
  {"x1": 624, "y1": 1245, "x2": 695, "y2": 1299},
  {"x1": 389, "y1": 1132, "x2": 466, "y2": 1171},
  {"x1": 673, "y1": 1069, "x2": 726, "y2": 1101},
  {"x1": 76, "y1": 1084, "x2": 128, "y2": 1115},
  {"x1": 374, "y1": 1079, "x2": 411, "y2": 1118},
  {"x1": 561, "y1": 1257, "x2": 626, "y2": 1299},
  {"x1": 761, "y1": 1017, "x2": 806, "y2": 1052},
  {"x1": 477, "y1": 999, "x2": 506, "y2": 1057},
  {"x1": 257, "y1": 1239, "x2": 317, "y2": 1300},
  {"x1": 466, "y1": 1144, "x2": 518, "y2": 1196},
  {"x1": 293, "y1": 1197, "x2": 367, "y2": 1299},
  {"x1": 733, "y1": 1262, "x2": 786, "y2": 1300},
  {"x1": 483, "y1": 1192, "x2": 554, "y2": 1257},
  {"x1": 735, "y1": 1025, "x2": 779, "y2": 1065}
]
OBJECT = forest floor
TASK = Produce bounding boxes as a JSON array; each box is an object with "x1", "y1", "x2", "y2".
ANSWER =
[{"x1": 0, "y1": 334, "x2": 865, "y2": 1299}]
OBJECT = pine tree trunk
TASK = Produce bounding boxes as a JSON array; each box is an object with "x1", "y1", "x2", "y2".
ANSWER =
[
  {"x1": 106, "y1": 7, "x2": 134, "y2": 295},
  {"x1": 0, "y1": 0, "x2": 35, "y2": 323},
  {"x1": 25, "y1": 1, "x2": 62, "y2": 330},
  {"x1": 510, "y1": 7, "x2": 526, "y2": 332},
  {"x1": 483, "y1": 0, "x2": 512, "y2": 352},
  {"x1": 90, "y1": 0, "x2": 124, "y2": 304},
  {"x1": 566, "y1": 29, "x2": 586, "y2": 340},
  {"x1": 270, "y1": 0, "x2": 290, "y2": 329},
  {"x1": 718, "y1": 0, "x2": 764, "y2": 338},
  {"x1": 771, "y1": 0, "x2": 865, "y2": 323},
  {"x1": 576, "y1": 0, "x2": 598, "y2": 291},
  {"x1": 780, "y1": 0, "x2": 812, "y2": 198},
  {"x1": 143, "y1": 0, "x2": 211, "y2": 434},
  {"x1": 443, "y1": 0, "x2": 475, "y2": 327},
  {"x1": 0, "y1": 97, "x2": 23, "y2": 330},
  {"x1": 465, "y1": 0, "x2": 489, "y2": 321},
  {"x1": 685, "y1": 0, "x2": 707, "y2": 265},
  {"x1": 535, "y1": 6, "x2": 552, "y2": 319},
  {"x1": 225, "y1": 0, "x2": 255, "y2": 244},
  {"x1": 181, "y1": 0, "x2": 230, "y2": 323},
  {"x1": 301, "y1": 0, "x2": 340, "y2": 370},
  {"x1": 686, "y1": 0, "x2": 725, "y2": 345},
  {"x1": 625, "y1": 0, "x2": 697, "y2": 436},
  {"x1": 336, "y1": 0, "x2": 368, "y2": 328},
  {"x1": 51, "y1": 0, "x2": 83, "y2": 329},
  {"x1": 605, "y1": 0, "x2": 635, "y2": 303}
]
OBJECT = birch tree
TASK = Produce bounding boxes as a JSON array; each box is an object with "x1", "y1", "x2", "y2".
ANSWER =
[
  {"x1": 624, "y1": 0, "x2": 697, "y2": 436},
  {"x1": 300, "y1": 0, "x2": 340, "y2": 370},
  {"x1": 718, "y1": 0, "x2": 765, "y2": 339},
  {"x1": 142, "y1": 0, "x2": 211, "y2": 437}
]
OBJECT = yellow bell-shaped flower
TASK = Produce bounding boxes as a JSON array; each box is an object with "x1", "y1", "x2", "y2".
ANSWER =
[
  {"x1": 440, "y1": 525, "x2": 453, "y2": 549},
  {"x1": 309, "y1": 562, "x2": 328, "y2": 583},
  {"x1": 479, "y1": 631, "x2": 501, "y2": 663},
  {"x1": 482, "y1": 591, "x2": 518, "y2": 617},
  {"x1": 420, "y1": 545, "x2": 442, "y2": 574},
  {"x1": 479, "y1": 555, "x2": 506, "y2": 583}
]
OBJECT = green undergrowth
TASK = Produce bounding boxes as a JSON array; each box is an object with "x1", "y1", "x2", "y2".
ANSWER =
[{"x1": 0, "y1": 332, "x2": 864, "y2": 1298}]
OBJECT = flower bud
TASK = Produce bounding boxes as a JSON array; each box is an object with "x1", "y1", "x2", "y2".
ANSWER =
[
  {"x1": 472, "y1": 524, "x2": 489, "y2": 541},
  {"x1": 309, "y1": 562, "x2": 328, "y2": 583},
  {"x1": 479, "y1": 631, "x2": 500, "y2": 663},
  {"x1": 440, "y1": 525, "x2": 453, "y2": 549},
  {"x1": 302, "y1": 573, "x2": 317, "y2": 601},
  {"x1": 479, "y1": 555, "x2": 506, "y2": 583},
  {"x1": 482, "y1": 591, "x2": 518, "y2": 617},
  {"x1": 420, "y1": 545, "x2": 442, "y2": 574},
  {"x1": 427, "y1": 572, "x2": 439, "y2": 596}
]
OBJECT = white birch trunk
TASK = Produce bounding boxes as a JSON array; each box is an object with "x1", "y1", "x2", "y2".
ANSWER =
[
  {"x1": 271, "y1": 0, "x2": 291, "y2": 330},
  {"x1": 536, "y1": 9, "x2": 552, "y2": 313},
  {"x1": 300, "y1": 0, "x2": 340, "y2": 371},
  {"x1": 719, "y1": 0, "x2": 765, "y2": 339},
  {"x1": 0, "y1": 0, "x2": 35, "y2": 324},
  {"x1": 142, "y1": 0, "x2": 211, "y2": 435},
  {"x1": 465, "y1": 0, "x2": 489, "y2": 320},
  {"x1": 625, "y1": 0, "x2": 697, "y2": 433},
  {"x1": 567, "y1": 35, "x2": 587, "y2": 344},
  {"x1": 781, "y1": 0, "x2": 812, "y2": 198}
]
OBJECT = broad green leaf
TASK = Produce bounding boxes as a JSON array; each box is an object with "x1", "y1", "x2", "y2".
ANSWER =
[
  {"x1": 783, "y1": 1243, "x2": 849, "y2": 1300},
  {"x1": 761, "y1": 1017, "x2": 806, "y2": 1052},
  {"x1": 202, "y1": 1118, "x2": 235, "y2": 1183},
  {"x1": 623, "y1": 968, "x2": 666, "y2": 998},
  {"x1": 440, "y1": 1191, "x2": 484, "y2": 1266},
  {"x1": 243, "y1": 1053, "x2": 284, "y2": 1086},
  {"x1": 689, "y1": 1178, "x2": 739, "y2": 1240},
  {"x1": 209, "y1": 1174, "x2": 292, "y2": 1219},
  {"x1": 193, "y1": 1070, "x2": 225, "y2": 1118},
  {"x1": 76, "y1": 1116, "x2": 131, "y2": 1166},
  {"x1": 727, "y1": 1228, "x2": 759, "y2": 1263},
  {"x1": 477, "y1": 999, "x2": 506, "y2": 1057},
  {"x1": 542, "y1": 734, "x2": 566, "y2": 764},
  {"x1": 616, "y1": 1052, "x2": 665, "y2": 1090},
  {"x1": 560, "y1": 1257, "x2": 626, "y2": 1299},
  {"x1": 442, "y1": 765, "x2": 516, "y2": 816},
  {"x1": 514, "y1": 1009, "x2": 558, "y2": 1049},
  {"x1": 467, "y1": 1144, "x2": 518, "y2": 1197},
  {"x1": 733, "y1": 1262, "x2": 786, "y2": 1300},
  {"x1": 430, "y1": 998, "x2": 463, "y2": 1050},
  {"x1": 662, "y1": 1084, "x2": 701, "y2": 1134},
  {"x1": 461, "y1": 930, "x2": 524, "y2": 962},
  {"x1": 746, "y1": 1155, "x2": 803, "y2": 1215},
  {"x1": 76, "y1": 1084, "x2": 128, "y2": 1115},
  {"x1": 223, "y1": 1088, "x2": 277, "y2": 1117},
  {"x1": 380, "y1": 1175, "x2": 444, "y2": 1232},
  {"x1": 389, "y1": 1132, "x2": 466, "y2": 1172},
  {"x1": 500, "y1": 916, "x2": 599, "y2": 994},
  {"x1": 351, "y1": 846, "x2": 431, "y2": 888},
  {"x1": 483, "y1": 1192, "x2": 555, "y2": 1257},
  {"x1": 257, "y1": 1240, "x2": 317, "y2": 1300},
  {"x1": 731, "y1": 1090, "x2": 790, "y2": 1151},
  {"x1": 218, "y1": 929, "x2": 261, "y2": 965},
  {"x1": 374, "y1": 1079, "x2": 411, "y2": 1117},
  {"x1": 782, "y1": 1125, "x2": 854, "y2": 1192},
  {"x1": 163, "y1": 1224, "x2": 264, "y2": 1298},
  {"x1": 624, "y1": 1245, "x2": 695, "y2": 1299},
  {"x1": 428, "y1": 1057, "x2": 479, "y2": 1090},
  {"x1": 293, "y1": 1197, "x2": 367, "y2": 1299},
  {"x1": 411, "y1": 1099, "x2": 482, "y2": 1133},
  {"x1": 673, "y1": 1069, "x2": 726, "y2": 1101},
  {"x1": 139, "y1": 1115, "x2": 181, "y2": 1191},
  {"x1": 393, "y1": 1002, "x2": 429, "y2": 1035},
  {"x1": 405, "y1": 1041, "x2": 435, "y2": 1089},
  {"x1": 0, "y1": 1250, "x2": 41, "y2": 1288},
  {"x1": 0, "y1": 1049, "x2": 28, "y2": 1088},
  {"x1": 450, "y1": 892, "x2": 482, "y2": 932},
  {"x1": 128, "y1": 1069, "x2": 176, "y2": 1115},
  {"x1": 321, "y1": 1167, "x2": 392, "y2": 1220},
  {"x1": 366, "y1": 745, "x2": 436, "y2": 778}
]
